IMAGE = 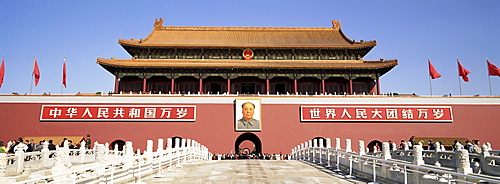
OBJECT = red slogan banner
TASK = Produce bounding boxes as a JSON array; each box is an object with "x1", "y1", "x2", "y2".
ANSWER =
[
  {"x1": 301, "y1": 106, "x2": 452, "y2": 122},
  {"x1": 40, "y1": 105, "x2": 196, "y2": 121}
]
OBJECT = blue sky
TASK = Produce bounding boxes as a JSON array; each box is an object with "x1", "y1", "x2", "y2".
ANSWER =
[{"x1": 0, "y1": 1, "x2": 499, "y2": 96}]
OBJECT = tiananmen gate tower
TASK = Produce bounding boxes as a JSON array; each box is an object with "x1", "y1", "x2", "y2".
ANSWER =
[{"x1": 1, "y1": 19, "x2": 499, "y2": 155}]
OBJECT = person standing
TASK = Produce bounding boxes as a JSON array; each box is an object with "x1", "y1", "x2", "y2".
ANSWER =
[
  {"x1": 464, "y1": 141, "x2": 473, "y2": 153},
  {"x1": 472, "y1": 140, "x2": 482, "y2": 154},
  {"x1": 0, "y1": 141, "x2": 6, "y2": 153},
  {"x1": 85, "y1": 134, "x2": 92, "y2": 149}
]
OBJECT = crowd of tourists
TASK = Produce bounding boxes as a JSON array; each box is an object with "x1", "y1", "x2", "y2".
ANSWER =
[
  {"x1": 213, "y1": 153, "x2": 288, "y2": 160},
  {"x1": 389, "y1": 137, "x2": 493, "y2": 154},
  {"x1": 0, "y1": 135, "x2": 92, "y2": 154}
]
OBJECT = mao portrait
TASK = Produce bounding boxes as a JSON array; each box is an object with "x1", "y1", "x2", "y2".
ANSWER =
[{"x1": 235, "y1": 98, "x2": 261, "y2": 131}]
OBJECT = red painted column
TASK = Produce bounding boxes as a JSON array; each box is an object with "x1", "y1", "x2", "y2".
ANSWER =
[
  {"x1": 349, "y1": 77, "x2": 353, "y2": 95},
  {"x1": 227, "y1": 78, "x2": 231, "y2": 94},
  {"x1": 321, "y1": 77, "x2": 325, "y2": 95},
  {"x1": 266, "y1": 78, "x2": 270, "y2": 94},
  {"x1": 171, "y1": 77, "x2": 175, "y2": 94},
  {"x1": 199, "y1": 78, "x2": 203, "y2": 94},
  {"x1": 114, "y1": 77, "x2": 119, "y2": 94},
  {"x1": 376, "y1": 77, "x2": 381, "y2": 95},
  {"x1": 142, "y1": 78, "x2": 147, "y2": 93},
  {"x1": 294, "y1": 78, "x2": 298, "y2": 94}
]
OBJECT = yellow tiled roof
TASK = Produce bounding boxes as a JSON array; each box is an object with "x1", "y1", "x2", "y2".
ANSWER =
[{"x1": 118, "y1": 20, "x2": 376, "y2": 49}]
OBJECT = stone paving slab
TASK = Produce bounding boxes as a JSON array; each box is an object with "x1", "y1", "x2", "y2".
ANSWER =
[{"x1": 143, "y1": 160, "x2": 369, "y2": 184}]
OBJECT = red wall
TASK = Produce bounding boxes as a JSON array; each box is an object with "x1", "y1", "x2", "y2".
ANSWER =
[{"x1": 1, "y1": 97, "x2": 499, "y2": 154}]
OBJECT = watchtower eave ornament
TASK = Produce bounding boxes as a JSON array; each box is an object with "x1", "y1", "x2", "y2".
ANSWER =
[
  {"x1": 154, "y1": 18, "x2": 165, "y2": 30},
  {"x1": 331, "y1": 20, "x2": 341, "y2": 31}
]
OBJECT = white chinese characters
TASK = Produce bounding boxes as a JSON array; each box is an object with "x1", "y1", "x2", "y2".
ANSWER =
[{"x1": 302, "y1": 106, "x2": 452, "y2": 122}]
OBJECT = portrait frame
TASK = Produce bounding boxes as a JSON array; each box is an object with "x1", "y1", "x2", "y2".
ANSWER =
[{"x1": 235, "y1": 98, "x2": 262, "y2": 132}]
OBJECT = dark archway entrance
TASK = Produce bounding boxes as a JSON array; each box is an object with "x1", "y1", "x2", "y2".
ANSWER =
[
  {"x1": 170, "y1": 137, "x2": 183, "y2": 148},
  {"x1": 110, "y1": 140, "x2": 126, "y2": 151},
  {"x1": 367, "y1": 140, "x2": 382, "y2": 152},
  {"x1": 235, "y1": 133, "x2": 262, "y2": 154},
  {"x1": 312, "y1": 137, "x2": 327, "y2": 147}
]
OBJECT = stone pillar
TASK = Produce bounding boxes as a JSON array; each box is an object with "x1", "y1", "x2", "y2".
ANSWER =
[
  {"x1": 42, "y1": 141, "x2": 51, "y2": 167},
  {"x1": 358, "y1": 140, "x2": 366, "y2": 156},
  {"x1": 313, "y1": 139, "x2": 318, "y2": 148},
  {"x1": 0, "y1": 153, "x2": 6, "y2": 177},
  {"x1": 403, "y1": 142, "x2": 409, "y2": 151},
  {"x1": 52, "y1": 146, "x2": 68, "y2": 175},
  {"x1": 181, "y1": 139, "x2": 186, "y2": 149},
  {"x1": 326, "y1": 138, "x2": 332, "y2": 148},
  {"x1": 308, "y1": 140, "x2": 313, "y2": 160},
  {"x1": 146, "y1": 140, "x2": 153, "y2": 155},
  {"x1": 413, "y1": 145, "x2": 424, "y2": 165},
  {"x1": 345, "y1": 139, "x2": 352, "y2": 152},
  {"x1": 78, "y1": 140, "x2": 86, "y2": 162},
  {"x1": 382, "y1": 142, "x2": 391, "y2": 159},
  {"x1": 480, "y1": 144, "x2": 490, "y2": 173},
  {"x1": 15, "y1": 144, "x2": 25, "y2": 173},
  {"x1": 304, "y1": 141, "x2": 309, "y2": 160},
  {"x1": 175, "y1": 138, "x2": 180, "y2": 149},
  {"x1": 300, "y1": 142, "x2": 305, "y2": 159},
  {"x1": 124, "y1": 141, "x2": 134, "y2": 158},
  {"x1": 157, "y1": 138, "x2": 164, "y2": 152},
  {"x1": 435, "y1": 142, "x2": 442, "y2": 152},
  {"x1": 319, "y1": 139, "x2": 324, "y2": 148},
  {"x1": 167, "y1": 138, "x2": 173, "y2": 150},
  {"x1": 95, "y1": 143, "x2": 105, "y2": 163},
  {"x1": 335, "y1": 138, "x2": 341, "y2": 150},
  {"x1": 104, "y1": 142, "x2": 109, "y2": 161},
  {"x1": 456, "y1": 149, "x2": 472, "y2": 174}
]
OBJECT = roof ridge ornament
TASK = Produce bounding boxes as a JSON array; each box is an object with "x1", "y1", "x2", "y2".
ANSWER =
[
  {"x1": 331, "y1": 20, "x2": 341, "y2": 31},
  {"x1": 154, "y1": 18, "x2": 164, "y2": 30}
]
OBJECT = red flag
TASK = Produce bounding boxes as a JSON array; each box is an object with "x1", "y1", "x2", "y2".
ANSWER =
[
  {"x1": 0, "y1": 58, "x2": 5, "y2": 87},
  {"x1": 428, "y1": 60, "x2": 441, "y2": 79},
  {"x1": 33, "y1": 58, "x2": 41, "y2": 86},
  {"x1": 62, "y1": 57, "x2": 67, "y2": 88},
  {"x1": 487, "y1": 60, "x2": 500, "y2": 77},
  {"x1": 457, "y1": 60, "x2": 471, "y2": 82}
]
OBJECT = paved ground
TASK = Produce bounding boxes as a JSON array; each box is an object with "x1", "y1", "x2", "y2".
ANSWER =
[{"x1": 142, "y1": 160, "x2": 369, "y2": 184}]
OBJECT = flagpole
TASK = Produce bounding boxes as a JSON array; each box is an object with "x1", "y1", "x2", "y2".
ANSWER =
[
  {"x1": 428, "y1": 58, "x2": 433, "y2": 96},
  {"x1": 457, "y1": 58, "x2": 462, "y2": 96},
  {"x1": 488, "y1": 58, "x2": 493, "y2": 96},
  {"x1": 429, "y1": 76, "x2": 433, "y2": 96},
  {"x1": 61, "y1": 56, "x2": 66, "y2": 95}
]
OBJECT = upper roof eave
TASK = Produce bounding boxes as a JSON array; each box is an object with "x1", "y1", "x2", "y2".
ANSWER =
[
  {"x1": 118, "y1": 39, "x2": 377, "y2": 49},
  {"x1": 96, "y1": 58, "x2": 397, "y2": 70}
]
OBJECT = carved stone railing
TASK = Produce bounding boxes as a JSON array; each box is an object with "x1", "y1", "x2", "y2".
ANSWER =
[
  {"x1": 0, "y1": 137, "x2": 211, "y2": 183},
  {"x1": 290, "y1": 138, "x2": 500, "y2": 183}
]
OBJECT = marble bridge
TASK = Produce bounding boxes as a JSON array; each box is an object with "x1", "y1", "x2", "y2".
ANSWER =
[{"x1": 2, "y1": 137, "x2": 500, "y2": 184}]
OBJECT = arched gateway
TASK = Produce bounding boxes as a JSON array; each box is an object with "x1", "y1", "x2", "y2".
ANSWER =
[{"x1": 235, "y1": 133, "x2": 262, "y2": 154}]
